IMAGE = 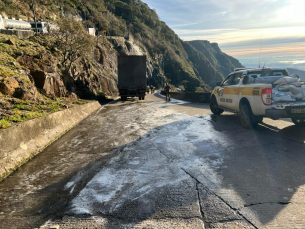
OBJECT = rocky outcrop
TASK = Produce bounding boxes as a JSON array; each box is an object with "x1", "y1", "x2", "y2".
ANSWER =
[
  {"x1": 17, "y1": 53, "x2": 58, "y2": 75},
  {"x1": 13, "y1": 87, "x2": 38, "y2": 100},
  {"x1": 17, "y1": 53, "x2": 68, "y2": 98},
  {"x1": 0, "y1": 77, "x2": 38, "y2": 101},
  {"x1": 30, "y1": 70, "x2": 66, "y2": 98},
  {"x1": 0, "y1": 72, "x2": 38, "y2": 101},
  {"x1": 0, "y1": 77, "x2": 19, "y2": 95}
]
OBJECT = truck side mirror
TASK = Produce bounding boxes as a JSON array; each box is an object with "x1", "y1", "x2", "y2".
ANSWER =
[
  {"x1": 243, "y1": 76, "x2": 249, "y2": 84},
  {"x1": 216, "y1": 82, "x2": 222, "y2": 86}
]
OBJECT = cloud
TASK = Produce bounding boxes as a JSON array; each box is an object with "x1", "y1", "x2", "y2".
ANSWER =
[
  {"x1": 171, "y1": 21, "x2": 204, "y2": 28},
  {"x1": 142, "y1": 0, "x2": 305, "y2": 60},
  {"x1": 179, "y1": 26, "x2": 305, "y2": 44},
  {"x1": 279, "y1": 60, "x2": 305, "y2": 65}
]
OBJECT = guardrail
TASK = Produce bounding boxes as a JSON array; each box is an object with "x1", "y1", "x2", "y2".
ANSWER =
[{"x1": 160, "y1": 91, "x2": 211, "y2": 103}]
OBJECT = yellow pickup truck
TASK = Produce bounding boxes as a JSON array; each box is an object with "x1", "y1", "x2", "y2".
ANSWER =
[{"x1": 210, "y1": 68, "x2": 305, "y2": 128}]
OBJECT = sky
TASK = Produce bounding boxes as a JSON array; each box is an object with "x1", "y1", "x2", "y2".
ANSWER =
[{"x1": 141, "y1": 0, "x2": 305, "y2": 70}]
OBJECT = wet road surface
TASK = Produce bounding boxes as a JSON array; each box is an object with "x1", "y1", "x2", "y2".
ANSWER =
[{"x1": 1, "y1": 93, "x2": 305, "y2": 228}]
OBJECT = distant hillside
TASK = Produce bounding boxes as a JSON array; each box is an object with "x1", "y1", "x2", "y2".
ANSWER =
[
  {"x1": 0, "y1": 0, "x2": 243, "y2": 91},
  {"x1": 188, "y1": 40, "x2": 243, "y2": 79},
  {"x1": 287, "y1": 68, "x2": 305, "y2": 81}
]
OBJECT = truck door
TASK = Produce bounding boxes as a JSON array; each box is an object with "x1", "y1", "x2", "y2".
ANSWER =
[
  {"x1": 223, "y1": 73, "x2": 242, "y2": 110},
  {"x1": 216, "y1": 74, "x2": 234, "y2": 108}
]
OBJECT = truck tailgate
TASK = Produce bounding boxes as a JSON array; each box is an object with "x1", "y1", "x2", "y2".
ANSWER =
[
  {"x1": 266, "y1": 100, "x2": 305, "y2": 119},
  {"x1": 118, "y1": 56, "x2": 147, "y2": 89},
  {"x1": 271, "y1": 101, "x2": 305, "y2": 109}
]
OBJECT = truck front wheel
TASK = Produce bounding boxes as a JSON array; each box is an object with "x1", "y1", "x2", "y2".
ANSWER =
[
  {"x1": 210, "y1": 96, "x2": 224, "y2": 115},
  {"x1": 291, "y1": 117, "x2": 305, "y2": 126}
]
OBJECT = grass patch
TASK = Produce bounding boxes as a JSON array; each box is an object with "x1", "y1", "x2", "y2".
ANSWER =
[
  {"x1": 0, "y1": 96, "x2": 88, "y2": 129},
  {"x1": 13, "y1": 104, "x2": 33, "y2": 111},
  {"x1": 0, "y1": 119, "x2": 11, "y2": 128},
  {"x1": 73, "y1": 100, "x2": 86, "y2": 104}
]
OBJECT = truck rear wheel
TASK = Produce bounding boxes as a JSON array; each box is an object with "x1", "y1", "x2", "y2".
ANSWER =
[
  {"x1": 240, "y1": 104, "x2": 258, "y2": 129},
  {"x1": 142, "y1": 97, "x2": 145, "y2": 100},
  {"x1": 291, "y1": 117, "x2": 305, "y2": 126},
  {"x1": 139, "y1": 97, "x2": 142, "y2": 100}
]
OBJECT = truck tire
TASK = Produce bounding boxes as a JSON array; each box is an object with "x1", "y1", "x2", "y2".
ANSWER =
[
  {"x1": 142, "y1": 97, "x2": 145, "y2": 100},
  {"x1": 121, "y1": 96, "x2": 124, "y2": 101},
  {"x1": 139, "y1": 97, "x2": 142, "y2": 100},
  {"x1": 291, "y1": 117, "x2": 305, "y2": 126},
  {"x1": 240, "y1": 104, "x2": 258, "y2": 129},
  {"x1": 210, "y1": 96, "x2": 224, "y2": 115}
]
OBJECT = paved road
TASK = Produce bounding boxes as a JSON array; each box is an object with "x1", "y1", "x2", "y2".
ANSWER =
[{"x1": 1, "y1": 93, "x2": 305, "y2": 229}]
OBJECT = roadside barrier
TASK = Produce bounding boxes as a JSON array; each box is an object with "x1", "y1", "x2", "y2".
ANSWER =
[{"x1": 0, "y1": 101, "x2": 102, "y2": 180}]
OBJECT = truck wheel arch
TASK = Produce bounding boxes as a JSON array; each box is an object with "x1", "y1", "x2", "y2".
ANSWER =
[
  {"x1": 211, "y1": 94, "x2": 218, "y2": 103},
  {"x1": 239, "y1": 97, "x2": 251, "y2": 110},
  {"x1": 239, "y1": 97, "x2": 263, "y2": 126}
]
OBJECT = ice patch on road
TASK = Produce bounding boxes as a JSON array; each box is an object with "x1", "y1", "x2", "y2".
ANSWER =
[
  {"x1": 64, "y1": 181, "x2": 75, "y2": 190},
  {"x1": 158, "y1": 92, "x2": 189, "y2": 105},
  {"x1": 68, "y1": 102, "x2": 236, "y2": 217},
  {"x1": 69, "y1": 149, "x2": 189, "y2": 215},
  {"x1": 128, "y1": 160, "x2": 140, "y2": 165}
]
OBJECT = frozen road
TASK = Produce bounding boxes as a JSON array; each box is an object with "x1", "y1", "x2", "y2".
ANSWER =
[{"x1": 1, "y1": 93, "x2": 305, "y2": 228}]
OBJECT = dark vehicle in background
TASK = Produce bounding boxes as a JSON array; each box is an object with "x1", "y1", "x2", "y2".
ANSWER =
[{"x1": 118, "y1": 55, "x2": 147, "y2": 101}]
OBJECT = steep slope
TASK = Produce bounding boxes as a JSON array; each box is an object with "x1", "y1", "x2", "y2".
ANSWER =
[
  {"x1": 0, "y1": 0, "x2": 243, "y2": 93},
  {"x1": 181, "y1": 41, "x2": 224, "y2": 88},
  {"x1": 188, "y1": 40, "x2": 244, "y2": 79}
]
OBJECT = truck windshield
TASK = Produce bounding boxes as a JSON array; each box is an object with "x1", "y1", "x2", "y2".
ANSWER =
[
  {"x1": 30, "y1": 23, "x2": 42, "y2": 28},
  {"x1": 247, "y1": 70, "x2": 288, "y2": 77}
]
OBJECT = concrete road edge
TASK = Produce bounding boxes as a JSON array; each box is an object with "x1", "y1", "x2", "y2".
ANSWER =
[{"x1": 0, "y1": 101, "x2": 102, "y2": 181}]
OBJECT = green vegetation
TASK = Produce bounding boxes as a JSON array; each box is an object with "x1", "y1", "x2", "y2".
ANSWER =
[
  {"x1": 0, "y1": 97, "x2": 88, "y2": 129},
  {"x1": 50, "y1": 17, "x2": 95, "y2": 71},
  {"x1": 0, "y1": 119, "x2": 11, "y2": 128}
]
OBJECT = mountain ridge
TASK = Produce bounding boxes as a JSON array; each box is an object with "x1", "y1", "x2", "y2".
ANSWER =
[
  {"x1": 287, "y1": 68, "x2": 305, "y2": 81},
  {"x1": 0, "y1": 0, "x2": 243, "y2": 91}
]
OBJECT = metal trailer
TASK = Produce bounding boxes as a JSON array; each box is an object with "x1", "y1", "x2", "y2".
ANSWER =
[
  {"x1": 0, "y1": 15, "x2": 31, "y2": 30},
  {"x1": 118, "y1": 55, "x2": 147, "y2": 101}
]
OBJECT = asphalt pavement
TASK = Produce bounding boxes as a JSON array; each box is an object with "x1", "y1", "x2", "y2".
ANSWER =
[{"x1": 0, "y1": 92, "x2": 305, "y2": 229}]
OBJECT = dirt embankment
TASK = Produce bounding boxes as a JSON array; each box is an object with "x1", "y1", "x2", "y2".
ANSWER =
[{"x1": 0, "y1": 33, "x2": 117, "y2": 129}]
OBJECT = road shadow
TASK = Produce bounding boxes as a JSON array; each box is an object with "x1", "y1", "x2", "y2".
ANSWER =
[{"x1": 41, "y1": 114, "x2": 305, "y2": 227}]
